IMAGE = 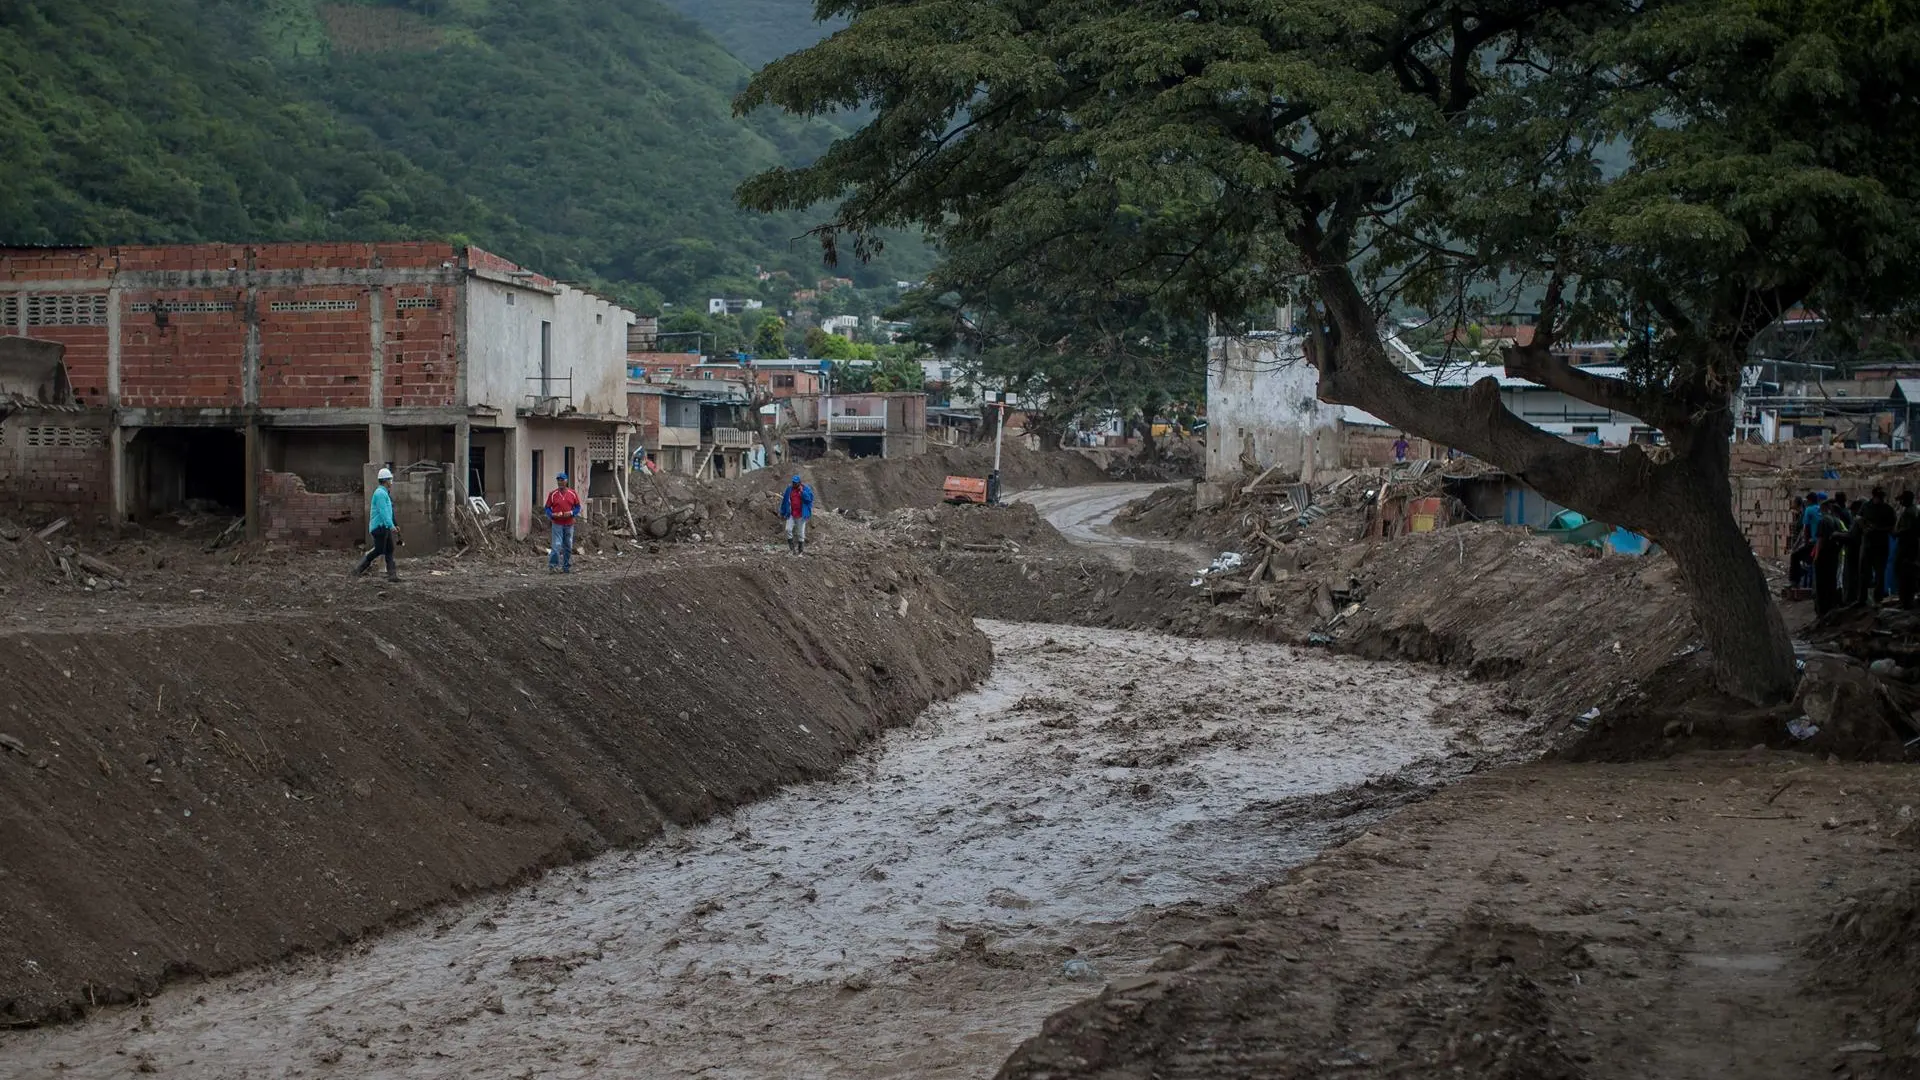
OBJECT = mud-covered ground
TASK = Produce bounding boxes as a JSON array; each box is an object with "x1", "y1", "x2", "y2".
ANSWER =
[
  {"x1": 1000, "y1": 754, "x2": 1920, "y2": 1080},
  {"x1": 1, "y1": 621, "x2": 1529, "y2": 1079},
  {"x1": 7, "y1": 472, "x2": 1917, "y2": 1080}
]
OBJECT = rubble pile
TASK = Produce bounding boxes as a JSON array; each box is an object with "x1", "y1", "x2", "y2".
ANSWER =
[
  {"x1": 730, "y1": 442, "x2": 1108, "y2": 516},
  {"x1": 868, "y1": 502, "x2": 1069, "y2": 553},
  {"x1": 1105, "y1": 436, "x2": 1204, "y2": 482},
  {"x1": 0, "y1": 517, "x2": 135, "y2": 597},
  {"x1": 1119, "y1": 458, "x2": 1496, "y2": 553}
]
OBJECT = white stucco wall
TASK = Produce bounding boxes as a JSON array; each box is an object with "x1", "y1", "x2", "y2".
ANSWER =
[
  {"x1": 464, "y1": 277, "x2": 634, "y2": 416},
  {"x1": 1205, "y1": 332, "x2": 1344, "y2": 481}
]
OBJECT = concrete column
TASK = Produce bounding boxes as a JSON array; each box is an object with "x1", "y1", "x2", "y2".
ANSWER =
[
  {"x1": 107, "y1": 284, "x2": 125, "y2": 525},
  {"x1": 244, "y1": 420, "x2": 262, "y2": 541},
  {"x1": 503, "y1": 422, "x2": 523, "y2": 540},
  {"x1": 454, "y1": 417, "x2": 471, "y2": 503},
  {"x1": 242, "y1": 287, "x2": 260, "y2": 408},
  {"x1": 368, "y1": 286, "x2": 385, "y2": 467}
]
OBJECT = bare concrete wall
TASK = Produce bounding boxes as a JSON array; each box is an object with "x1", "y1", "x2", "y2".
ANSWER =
[
  {"x1": 465, "y1": 278, "x2": 632, "y2": 418},
  {"x1": 1205, "y1": 333, "x2": 1343, "y2": 482}
]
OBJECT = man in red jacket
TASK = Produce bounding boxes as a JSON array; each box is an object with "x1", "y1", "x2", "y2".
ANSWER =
[{"x1": 543, "y1": 471, "x2": 583, "y2": 573}]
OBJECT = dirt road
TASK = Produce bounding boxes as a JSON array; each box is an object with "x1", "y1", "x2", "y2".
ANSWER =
[
  {"x1": 1011, "y1": 483, "x2": 1201, "y2": 566},
  {"x1": 3, "y1": 621, "x2": 1528, "y2": 1079}
]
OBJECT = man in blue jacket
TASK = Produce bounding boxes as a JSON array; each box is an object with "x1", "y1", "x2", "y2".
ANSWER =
[
  {"x1": 353, "y1": 467, "x2": 400, "y2": 581},
  {"x1": 780, "y1": 473, "x2": 813, "y2": 555}
]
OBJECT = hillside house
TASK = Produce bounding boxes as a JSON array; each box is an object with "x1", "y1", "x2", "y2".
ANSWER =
[
  {"x1": 782, "y1": 392, "x2": 926, "y2": 460},
  {"x1": 628, "y1": 380, "x2": 766, "y2": 479}
]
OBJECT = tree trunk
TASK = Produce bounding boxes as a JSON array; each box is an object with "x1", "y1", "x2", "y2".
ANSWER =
[
  {"x1": 1132, "y1": 410, "x2": 1160, "y2": 462},
  {"x1": 1302, "y1": 261, "x2": 1798, "y2": 704},
  {"x1": 1652, "y1": 472, "x2": 1798, "y2": 702},
  {"x1": 1624, "y1": 414, "x2": 1797, "y2": 703}
]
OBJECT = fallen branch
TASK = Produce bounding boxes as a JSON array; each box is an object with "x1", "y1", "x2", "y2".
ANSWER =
[{"x1": 75, "y1": 553, "x2": 127, "y2": 580}]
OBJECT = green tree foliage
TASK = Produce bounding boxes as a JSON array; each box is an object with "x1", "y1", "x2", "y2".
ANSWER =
[
  {"x1": 828, "y1": 347, "x2": 925, "y2": 392},
  {"x1": 739, "y1": 0, "x2": 1920, "y2": 702},
  {"x1": 752, "y1": 315, "x2": 789, "y2": 358},
  {"x1": 815, "y1": 332, "x2": 857, "y2": 361},
  {"x1": 0, "y1": 0, "x2": 930, "y2": 306},
  {"x1": 889, "y1": 269, "x2": 1204, "y2": 452}
]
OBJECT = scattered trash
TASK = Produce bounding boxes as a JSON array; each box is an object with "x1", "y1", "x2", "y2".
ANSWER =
[
  {"x1": 1306, "y1": 631, "x2": 1334, "y2": 648},
  {"x1": 1787, "y1": 717, "x2": 1820, "y2": 741},
  {"x1": 1572, "y1": 707, "x2": 1601, "y2": 731},
  {"x1": 1061, "y1": 958, "x2": 1102, "y2": 982},
  {"x1": 1190, "y1": 551, "x2": 1245, "y2": 587}
]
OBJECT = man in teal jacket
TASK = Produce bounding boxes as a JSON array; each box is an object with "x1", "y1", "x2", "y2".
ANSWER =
[{"x1": 353, "y1": 467, "x2": 400, "y2": 581}]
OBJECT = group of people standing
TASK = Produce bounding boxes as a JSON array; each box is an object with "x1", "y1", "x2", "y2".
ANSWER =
[
  {"x1": 350, "y1": 469, "x2": 819, "y2": 580},
  {"x1": 1788, "y1": 487, "x2": 1920, "y2": 614}
]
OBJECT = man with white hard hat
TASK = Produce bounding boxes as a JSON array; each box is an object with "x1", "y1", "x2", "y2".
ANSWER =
[{"x1": 353, "y1": 466, "x2": 400, "y2": 581}]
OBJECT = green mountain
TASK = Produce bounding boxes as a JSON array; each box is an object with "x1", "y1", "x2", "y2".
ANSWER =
[
  {"x1": 0, "y1": 0, "x2": 918, "y2": 308},
  {"x1": 654, "y1": 0, "x2": 843, "y2": 68}
]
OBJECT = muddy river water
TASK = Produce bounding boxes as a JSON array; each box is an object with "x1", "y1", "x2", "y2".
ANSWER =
[{"x1": 4, "y1": 620, "x2": 1524, "y2": 1079}]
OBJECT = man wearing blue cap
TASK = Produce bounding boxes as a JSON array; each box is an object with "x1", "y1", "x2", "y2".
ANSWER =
[
  {"x1": 543, "y1": 471, "x2": 583, "y2": 573},
  {"x1": 780, "y1": 472, "x2": 814, "y2": 555}
]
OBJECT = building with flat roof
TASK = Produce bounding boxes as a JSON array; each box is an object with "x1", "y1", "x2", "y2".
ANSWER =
[{"x1": 0, "y1": 242, "x2": 637, "y2": 542}]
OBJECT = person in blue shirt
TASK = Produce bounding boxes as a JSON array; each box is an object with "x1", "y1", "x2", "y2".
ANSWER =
[
  {"x1": 353, "y1": 467, "x2": 400, "y2": 581},
  {"x1": 1789, "y1": 491, "x2": 1824, "y2": 589}
]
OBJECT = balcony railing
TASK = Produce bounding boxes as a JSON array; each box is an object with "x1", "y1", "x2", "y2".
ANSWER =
[
  {"x1": 709, "y1": 428, "x2": 757, "y2": 447},
  {"x1": 812, "y1": 414, "x2": 887, "y2": 432}
]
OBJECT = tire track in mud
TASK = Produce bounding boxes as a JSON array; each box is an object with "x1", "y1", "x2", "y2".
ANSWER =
[{"x1": 4, "y1": 621, "x2": 1531, "y2": 1079}]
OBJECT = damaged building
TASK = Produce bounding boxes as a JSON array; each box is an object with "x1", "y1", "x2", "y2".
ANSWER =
[
  {"x1": 0, "y1": 243, "x2": 637, "y2": 543},
  {"x1": 0, "y1": 336, "x2": 111, "y2": 520}
]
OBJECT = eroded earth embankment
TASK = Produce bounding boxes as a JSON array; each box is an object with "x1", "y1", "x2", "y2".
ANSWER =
[{"x1": 0, "y1": 558, "x2": 986, "y2": 1024}]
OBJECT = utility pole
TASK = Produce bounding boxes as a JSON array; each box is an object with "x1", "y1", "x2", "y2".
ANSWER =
[
  {"x1": 986, "y1": 389, "x2": 1015, "y2": 504},
  {"x1": 823, "y1": 360, "x2": 834, "y2": 446}
]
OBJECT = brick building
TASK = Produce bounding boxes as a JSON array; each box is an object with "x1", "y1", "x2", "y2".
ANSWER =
[{"x1": 0, "y1": 242, "x2": 636, "y2": 542}]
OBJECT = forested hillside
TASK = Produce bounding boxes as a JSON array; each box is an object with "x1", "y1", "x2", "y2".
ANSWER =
[
  {"x1": 0, "y1": 0, "x2": 918, "y2": 308},
  {"x1": 656, "y1": 0, "x2": 843, "y2": 67}
]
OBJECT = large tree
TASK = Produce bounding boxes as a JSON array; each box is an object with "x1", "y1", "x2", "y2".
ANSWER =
[{"x1": 739, "y1": 0, "x2": 1920, "y2": 702}]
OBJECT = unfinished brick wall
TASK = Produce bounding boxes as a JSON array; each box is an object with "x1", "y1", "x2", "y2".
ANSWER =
[
  {"x1": 465, "y1": 246, "x2": 555, "y2": 289},
  {"x1": 258, "y1": 284, "x2": 373, "y2": 410},
  {"x1": 0, "y1": 412, "x2": 112, "y2": 515},
  {"x1": 260, "y1": 470, "x2": 363, "y2": 547},
  {"x1": 384, "y1": 285, "x2": 458, "y2": 407},
  {"x1": 0, "y1": 249, "x2": 115, "y2": 282},
  {"x1": 252, "y1": 242, "x2": 457, "y2": 271},
  {"x1": 1, "y1": 244, "x2": 468, "y2": 414},
  {"x1": 1736, "y1": 464, "x2": 1920, "y2": 560},
  {"x1": 120, "y1": 289, "x2": 250, "y2": 408},
  {"x1": 19, "y1": 320, "x2": 110, "y2": 405}
]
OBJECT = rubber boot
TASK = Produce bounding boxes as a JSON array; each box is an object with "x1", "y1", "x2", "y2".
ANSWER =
[{"x1": 797, "y1": 540, "x2": 806, "y2": 556}]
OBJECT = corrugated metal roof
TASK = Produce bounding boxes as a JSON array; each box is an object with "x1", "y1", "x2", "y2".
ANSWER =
[{"x1": 1894, "y1": 379, "x2": 1920, "y2": 403}]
